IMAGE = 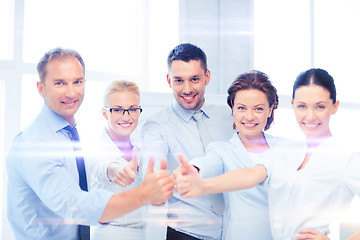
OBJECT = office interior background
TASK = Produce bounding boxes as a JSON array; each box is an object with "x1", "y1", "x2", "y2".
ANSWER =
[{"x1": 1, "y1": 0, "x2": 360, "y2": 239}]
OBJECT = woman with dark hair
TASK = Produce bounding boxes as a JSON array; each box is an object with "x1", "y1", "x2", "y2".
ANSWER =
[
  {"x1": 174, "y1": 68, "x2": 360, "y2": 240},
  {"x1": 175, "y1": 70, "x2": 286, "y2": 239}
]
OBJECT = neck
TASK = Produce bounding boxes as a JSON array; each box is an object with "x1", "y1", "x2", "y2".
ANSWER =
[
  {"x1": 106, "y1": 129, "x2": 131, "y2": 147},
  {"x1": 306, "y1": 134, "x2": 331, "y2": 149},
  {"x1": 238, "y1": 132, "x2": 269, "y2": 153}
]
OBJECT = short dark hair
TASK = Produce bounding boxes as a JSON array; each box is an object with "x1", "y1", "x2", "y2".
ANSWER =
[
  {"x1": 292, "y1": 68, "x2": 337, "y2": 103},
  {"x1": 37, "y1": 47, "x2": 85, "y2": 82},
  {"x1": 167, "y1": 43, "x2": 207, "y2": 73},
  {"x1": 227, "y1": 70, "x2": 279, "y2": 131}
]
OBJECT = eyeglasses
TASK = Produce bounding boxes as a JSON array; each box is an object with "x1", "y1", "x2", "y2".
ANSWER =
[{"x1": 104, "y1": 107, "x2": 143, "y2": 116}]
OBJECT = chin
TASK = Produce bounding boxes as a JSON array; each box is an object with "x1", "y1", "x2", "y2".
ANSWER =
[{"x1": 180, "y1": 103, "x2": 196, "y2": 110}]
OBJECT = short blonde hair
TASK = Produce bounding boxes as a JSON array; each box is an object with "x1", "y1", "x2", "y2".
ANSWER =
[{"x1": 103, "y1": 80, "x2": 140, "y2": 106}]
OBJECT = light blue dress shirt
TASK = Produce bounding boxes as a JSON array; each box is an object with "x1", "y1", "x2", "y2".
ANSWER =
[
  {"x1": 192, "y1": 133, "x2": 285, "y2": 240},
  {"x1": 141, "y1": 101, "x2": 234, "y2": 239},
  {"x1": 6, "y1": 105, "x2": 113, "y2": 240}
]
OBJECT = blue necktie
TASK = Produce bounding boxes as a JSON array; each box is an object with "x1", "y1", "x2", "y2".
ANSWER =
[
  {"x1": 64, "y1": 125, "x2": 90, "y2": 240},
  {"x1": 192, "y1": 111, "x2": 225, "y2": 216}
]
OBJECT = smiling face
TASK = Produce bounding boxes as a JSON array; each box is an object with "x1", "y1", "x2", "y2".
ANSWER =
[
  {"x1": 103, "y1": 90, "x2": 140, "y2": 142},
  {"x1": 233, "y1": 89, "x2": 273, "y2": 141},
  {"x1": 292, "y1": 84, "x2": 339, "y2": 139},
  {"x1": 37, "y1": 56, "x2": 85, "y2": 125},
  {"x1": 167, "y1": 60, "x2": 210, "y2": 111}
]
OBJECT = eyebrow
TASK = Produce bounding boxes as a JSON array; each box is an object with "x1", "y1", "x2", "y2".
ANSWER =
[
  {"x1": 110, "y1": 105, "x2": 139, "y2": 108},
  {"x1": 254, "y1": 104, "x2": 266, "y2": 107},
  {"x1": 295, "y1": 100, "x2": 328, "y2": 105},
  {"x1": 173, "y1": 74, "x2": 201, "y2": 79},
  {"x1": 235, "y1": 103, "x2": 266, "y2": 106}
]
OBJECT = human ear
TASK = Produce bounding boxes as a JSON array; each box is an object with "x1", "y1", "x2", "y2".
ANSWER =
[
  {"x1": 205, "y1": 70, "x2": 211, "y2": 86},
  {"x1": 167, "y1": 74, "x2": 172, "y2": 88},
  {"x1": 332, "y1": 100, "x2": 340, "y2": 115},
  {"x1": 37, "y1": 81, "x2": 45, "y2": 97},
  {"x1": 102, "y1": 108, "x2": 109, "y2": 120}
]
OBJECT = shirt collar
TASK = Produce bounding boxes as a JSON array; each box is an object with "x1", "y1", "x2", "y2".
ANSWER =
[
  {"x1": 39, "y1": 104, "x2": 77, "y2": 132},
  {"x1": 171, "y1": 100, "x2": 211, "y2": 123}
]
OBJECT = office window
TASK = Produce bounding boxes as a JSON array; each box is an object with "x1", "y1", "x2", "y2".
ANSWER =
[
  {"x1": 314, "y1": 0, "x2": 360, "y2": 104},
  {"x1": 0, "y1": 0, "x2": 13, "y2": 60},
  {"x1": 20, "y1": 74, "x2": 42, "y2": 129},
  {"x1": 0, "y1": 80, "x2": 5, "y2": 237},
  {"x1": 254, "y1": 0, "x2": 311, "y2": 96},
  {"x1": 23, "y1": 0, "x2": 141, "y2": 75},
  {"x1": 22, "y1": 0, "x2": 179, "y2": 93}
]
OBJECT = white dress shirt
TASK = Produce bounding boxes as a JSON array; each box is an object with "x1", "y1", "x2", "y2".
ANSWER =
[
  {"x1": 268, "y1": 136, "x2": 360, "y2": 240},
  {"x1": 86, "y1": 128, "x2": 146, "y2": 239}
]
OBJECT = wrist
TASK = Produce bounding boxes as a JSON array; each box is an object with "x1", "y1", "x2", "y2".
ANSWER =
[
  {"x1": 107, "y1": 162, "x2": 121, "y2": 182},
  {"x1": 137, "y1": 182, "x2": 152, "y2": 205}
]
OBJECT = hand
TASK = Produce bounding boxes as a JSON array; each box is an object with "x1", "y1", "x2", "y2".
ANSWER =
[
  {"x1": 108, "y1": 148, "x2": 138, "y2": 187},
  {"x1": 172, "y1": 154, "x2": 204, "y2": 198},
  {"x1": 141, "y1": 156, "x2": 174, "y2": 205},
  {"x1": 296, "y1": 229, "x2": 330, "y2": 240}
]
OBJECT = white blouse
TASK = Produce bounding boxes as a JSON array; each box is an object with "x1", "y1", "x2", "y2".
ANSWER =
[
  {"x1": 267, "y1": 136, "x2": 360, "y2": 240},
  {"x1": 86, "y1": 128, "x2": 146, "y2": 229}
]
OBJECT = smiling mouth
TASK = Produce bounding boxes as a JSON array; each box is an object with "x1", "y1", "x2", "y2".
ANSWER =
[
  {"x1": 181, "y1": 95, "x2": 196, "y2": 102},
  {"x1": 242, "y1": 122, "x2": 258, "y2": 128},
  {"x1": 303, "y1": 123, "x2": 320, "y2": 128},
  {"x1": 118, "y1": 122, "x2": 133, "y2": 128},
  {"x1": 62, "y1": 100, "x2": 77, "y2": 106}
]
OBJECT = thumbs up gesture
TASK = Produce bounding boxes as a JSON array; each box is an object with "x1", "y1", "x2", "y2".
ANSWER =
[
  {"x1": 172, "y1": 154, "x2": 204, "y2": 198},
  {"x1": 108, "y1": 148, "x2": 139, "y2": 187},
  {"x1": 140, "y1": 156, "x2": 174, "y2": 205}
]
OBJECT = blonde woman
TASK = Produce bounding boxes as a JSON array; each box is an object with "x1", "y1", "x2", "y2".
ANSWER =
[{"x1": 88, "y1": 80, "x2": 146, "y2": 239}]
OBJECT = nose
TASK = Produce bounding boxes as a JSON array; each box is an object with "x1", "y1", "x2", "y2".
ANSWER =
[
  {"x1": 245, "y1": 110, "x2": 255, "y2": 121},
  {"x1": 306, "y1": 108, "x2": 316, "y2": 121},
  {"x1": 65, "y1": 84, "x2": 75, "y2": 98},
  {"x1": 121, "y1": 110, "x2": 131, "y2": 121},
  {"x1": 183, "y1": 81, "x2": 192, "y2": 94}
]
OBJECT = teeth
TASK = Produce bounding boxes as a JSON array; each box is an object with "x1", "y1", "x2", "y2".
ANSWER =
[
  {"x1": 243, "y1": 123, "x2": 257, "y2": 127},
  {"x1": 119, "y1": 123, "x2": 132, "y2": 127},
  {"x1": 183, "y1": 96, "x2": 194, "y2": 100},
  {"x1": 304, "y1": 123, "x2": 318, "y2": 127}
]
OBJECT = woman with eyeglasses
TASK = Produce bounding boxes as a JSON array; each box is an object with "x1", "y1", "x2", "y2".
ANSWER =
[
  {"x1": 174, "y1": 68, "x2": 360, "y2": 240},
  {"x1": 87, "y1": 80, "x2": 146, "y2": 240}
]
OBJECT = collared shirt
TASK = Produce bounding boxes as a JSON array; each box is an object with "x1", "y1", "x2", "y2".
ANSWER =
[
  {"x1": 141, "y1": 100, "x2": 234, "y2": 239},
  {"x1": 192, "y1": 133, "x2": 286, "y2": 240},
  {"x1": 86, "y1": 128, "x2": 146, "y2": 230},
  {"x1": 268, "y1": 136, "x2": 360, "y2": 240},
  {"x1": 6, "y1": 105, "x2": 113, "y2": 240}
]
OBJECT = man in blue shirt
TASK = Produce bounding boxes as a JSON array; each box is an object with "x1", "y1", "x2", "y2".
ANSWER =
[
  {"x1": 141, "y1": 43, "x2": 234, "y2": 240},
  {"x1": 6, "y1": 47, "x2": 174, "y2": 240}
]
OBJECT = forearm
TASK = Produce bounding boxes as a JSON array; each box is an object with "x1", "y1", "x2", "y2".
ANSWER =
[
  {"x1": 99, "y1": 186, "x2": 148, "y2": 223},
  {"x1": 202, "y1": 165, "x2": 267, "y2": 194},
  {"x1": 347, "y1": 232, "x2": 360, "y2": 240},
  {"x1": 99, "y1": 160, "x2": 174, "y2": 223}
]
